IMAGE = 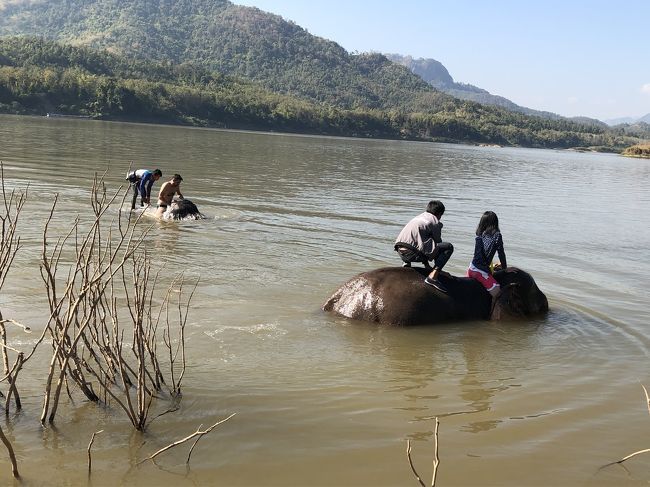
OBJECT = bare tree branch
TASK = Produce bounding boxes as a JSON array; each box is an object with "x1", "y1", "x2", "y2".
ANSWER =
[
  {"x1": 37, "y1": 173, "x2": 195, "y2": 430},
  {"x1": 406, "y1": 440, "x2": 426, "y2": 487},
  {"x1": 406, "y1": 417, "x2": 440, "y2": 487},
  {"x1": 87, "y1": 429, "x2": 104, "y2": 474},
  {"x1": 431, "y1": 417, "x2": 440, "y2": 487},
  {"x1": 603, "y1": 385, "x2": 650, "y2": 470},
  {"x1": 0, "y1": 423, "x2": 19, "y2": 479},
  {"x1": 137, "y1": 413, "x2": 236, "y2": 466}
]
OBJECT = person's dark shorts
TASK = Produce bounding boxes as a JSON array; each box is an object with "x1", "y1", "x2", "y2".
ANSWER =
[
  {"x1": 397, "y1": 247, "x2": 427, "y2": 264},
  {"x1": 395, "y1": 242, "x2": 453, "y2": 271},
  {"x1": 395, "y1": 243, "x2": 432, "y2": 269}
]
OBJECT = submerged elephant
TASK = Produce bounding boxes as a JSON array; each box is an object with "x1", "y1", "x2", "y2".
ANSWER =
[
  {"x1": 165, "y1": 199, "x2": 204, "y2": 220},
  {"x1": 323, "y1": 266, "x2": 548, "y2": 326}
]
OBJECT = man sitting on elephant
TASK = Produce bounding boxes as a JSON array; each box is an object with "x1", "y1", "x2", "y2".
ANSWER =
[{"x1": 394, "y1": 200, "x2": 454, "y2": 293}]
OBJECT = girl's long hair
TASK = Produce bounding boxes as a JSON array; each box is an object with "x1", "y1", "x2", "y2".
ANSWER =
[{"x1": 476, "y1": 211, "x2": 500, "y2": 236}]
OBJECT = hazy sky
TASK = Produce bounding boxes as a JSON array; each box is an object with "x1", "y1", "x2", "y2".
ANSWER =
[{"x1": 233, "y1": 0, "x2": 650, "y2": 121}]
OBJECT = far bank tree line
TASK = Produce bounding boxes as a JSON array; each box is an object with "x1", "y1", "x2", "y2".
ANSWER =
[{"x1": 0, "y1": 37, "x2": 647, "y2": 151}]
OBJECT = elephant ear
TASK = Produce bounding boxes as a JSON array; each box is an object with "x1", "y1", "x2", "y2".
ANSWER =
[{"x1": 496, "y1": 282, "x2": 528, "y2": 318}]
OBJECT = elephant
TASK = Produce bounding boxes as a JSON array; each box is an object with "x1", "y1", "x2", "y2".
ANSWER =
[
  {"x1": 165, "y1": 199, "x2": 204, "y2": 220},
  {"x1": 322, "y1": 266, "x2": 548, "y2": 326}
]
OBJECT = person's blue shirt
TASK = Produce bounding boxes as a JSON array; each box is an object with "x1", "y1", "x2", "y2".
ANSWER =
[
  {"x1": 471, "y1": 231, "x2": 507, "y2": 273},
  {"x1": 135, "y1": 169, "x2": 155, "y2": 199}
]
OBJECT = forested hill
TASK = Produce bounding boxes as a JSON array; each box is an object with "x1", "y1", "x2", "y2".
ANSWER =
[
  {"x1": 0, "y1": 0, "x2": 455, "y2": 112},
  {"x1": 2, "y1": 36, "x2": 647, "y2": 152},
  {"x1": 0, "y1": 1, "x2": 647, "y2": 150}
]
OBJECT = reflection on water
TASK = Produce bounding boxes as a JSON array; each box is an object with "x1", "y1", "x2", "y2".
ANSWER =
[{"x1": 1, "y1": 114, "x2": 650, "y2": 485}]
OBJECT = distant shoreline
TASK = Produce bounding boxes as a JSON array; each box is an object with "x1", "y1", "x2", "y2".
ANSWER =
[{"x1": 0, "y1": 112, "x2": 621, "y2": 154}]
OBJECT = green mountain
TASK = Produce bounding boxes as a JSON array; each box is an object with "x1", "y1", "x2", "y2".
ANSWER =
[
  {"x1": 0, "y1": 36, "x2": 411, "y2": 137},
  {"x1": 0, "y1": 0, "x2": 646, "y2": 150},
  {"x1": 0, "y1": 0, "x2": 454, "y2": 112}
]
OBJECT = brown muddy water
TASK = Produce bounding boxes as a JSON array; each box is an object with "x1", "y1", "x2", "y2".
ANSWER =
[{"x1": 1, "y1": 114, "x2": 650, "y2": 486}]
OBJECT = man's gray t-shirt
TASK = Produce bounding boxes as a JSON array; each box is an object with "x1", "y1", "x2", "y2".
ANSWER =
[{"x1": 395, "y1": 212, "x2": 443, "y2": 260}]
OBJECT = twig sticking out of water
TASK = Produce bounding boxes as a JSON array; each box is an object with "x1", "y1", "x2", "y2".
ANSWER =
[
  {"x1": 0, "y1": 319, "x2": 30, "y2": 332},
  {"x1": 137, "y1": 413, "x2": 236, "y2": 466},
  {"x1": 406, "y1": 440, "x2": 426, "y2": 487},
  {"x1": 87, "y1": 429, "x2": 104, "y2": 475},
  {"x1": 0, "y1": 424, "x2": 19, "y2": 479},
  {"x1": 406, "y1": 417, "x2": 440, "y2": 487},
  {"x1": 603, "y1": 385, "x2": 650, "y2": 469},
  {"x1": 603, "y1": 448, "x2": 650, "y2": 468}
]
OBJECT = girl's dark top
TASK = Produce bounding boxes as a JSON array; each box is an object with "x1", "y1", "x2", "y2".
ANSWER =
[{"x1": 471, "y1": 231, "x2": 507, "y2": 273}]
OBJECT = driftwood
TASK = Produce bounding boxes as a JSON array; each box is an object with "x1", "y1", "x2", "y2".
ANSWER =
[
  {"x1": 406, "y1": 417, "x2": 440, "y2": 487},
  {"x1": 137, "y1": 413, "x2": 236, "y2": 466}
]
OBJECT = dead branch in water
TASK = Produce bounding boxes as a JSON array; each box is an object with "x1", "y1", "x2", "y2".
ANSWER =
[
  {"x1": 406, "y1": 417, "x2": 440, "y2": 487},
  {"x1": 161, "y1": 275, "x2": 198, "y2": 397},
  {"x1": 0, "y1": 424, "x2": 19, "y2": 479},
  {"x1": 603, "y1": 385, "x2": 650, "y2": 469},
  {"x1": 87, "y1": 429, "x2": 104, "y2": 475},
  {"x1": 0, "y1": 162, "x2": 25, "y2": 479},
  {"x1": 0, "y1": 161, "x2": 28, "y2": 414},
  {"x1": 0, "y1": 319, "x2": 31, "y2": 332},
  {"x1": 137, "y1": 413, "x2": 236, "y2": 466}
]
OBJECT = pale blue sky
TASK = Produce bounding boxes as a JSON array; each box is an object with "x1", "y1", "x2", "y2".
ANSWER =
[{"x1": 233, "y1": 0, "x2": 650, "y2": 121}]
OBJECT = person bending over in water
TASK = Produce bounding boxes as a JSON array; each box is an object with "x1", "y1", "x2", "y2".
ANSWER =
[
  {"x1": 126, "y1": 168, "x2": 162, "y2": 209},
  {"x1": 394, "y1": 200, "x2": 454, "y2": 293},
  {"x1": 467, "y1": 211, "x2": 507, "y2": 310},
  {"x1": 155, "y1": 174, "x2": 184, "y2": 218}
]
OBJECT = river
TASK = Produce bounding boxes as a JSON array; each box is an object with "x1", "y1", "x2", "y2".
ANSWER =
[{"x1": 1, "y1": 114, "x2": 649, "y2": 486}]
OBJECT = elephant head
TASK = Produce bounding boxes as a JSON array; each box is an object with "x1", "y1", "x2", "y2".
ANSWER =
[
  {"x1": 167, "y1": 199, "x2": 204, "y2": 220},
  {"x1": 492, "y1": 268, "x2": 549, "y2": 320}
]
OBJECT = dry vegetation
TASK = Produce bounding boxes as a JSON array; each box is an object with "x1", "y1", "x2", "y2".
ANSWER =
[
  {"x1": 0, "y1": 164, "x2": 229, "y2": 480},
  {"x1": 622, "y1": 143, "x2": 650, "y2": 158}
]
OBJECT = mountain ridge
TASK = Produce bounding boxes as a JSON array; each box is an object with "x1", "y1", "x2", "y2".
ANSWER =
[
  {"x1": 604, "y1": 113, "x2": 650, "y2": 126},
  {"x1": 385, "y1": 53, "x2": 609, "y2": 128}
]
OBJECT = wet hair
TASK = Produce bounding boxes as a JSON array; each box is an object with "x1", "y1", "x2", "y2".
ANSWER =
[
  {"x1": 426, "y1": 200, "x2": 445, "y2": 217},
  {"x1": 173, "y1": 174, "x2": 183, "y2": 182},
  {"x1": 153, "y1": 169, "x2": 162, "y2": 177},
  {"x1": 476, "y1": 211, "x2": 500, "y2": 236}
]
